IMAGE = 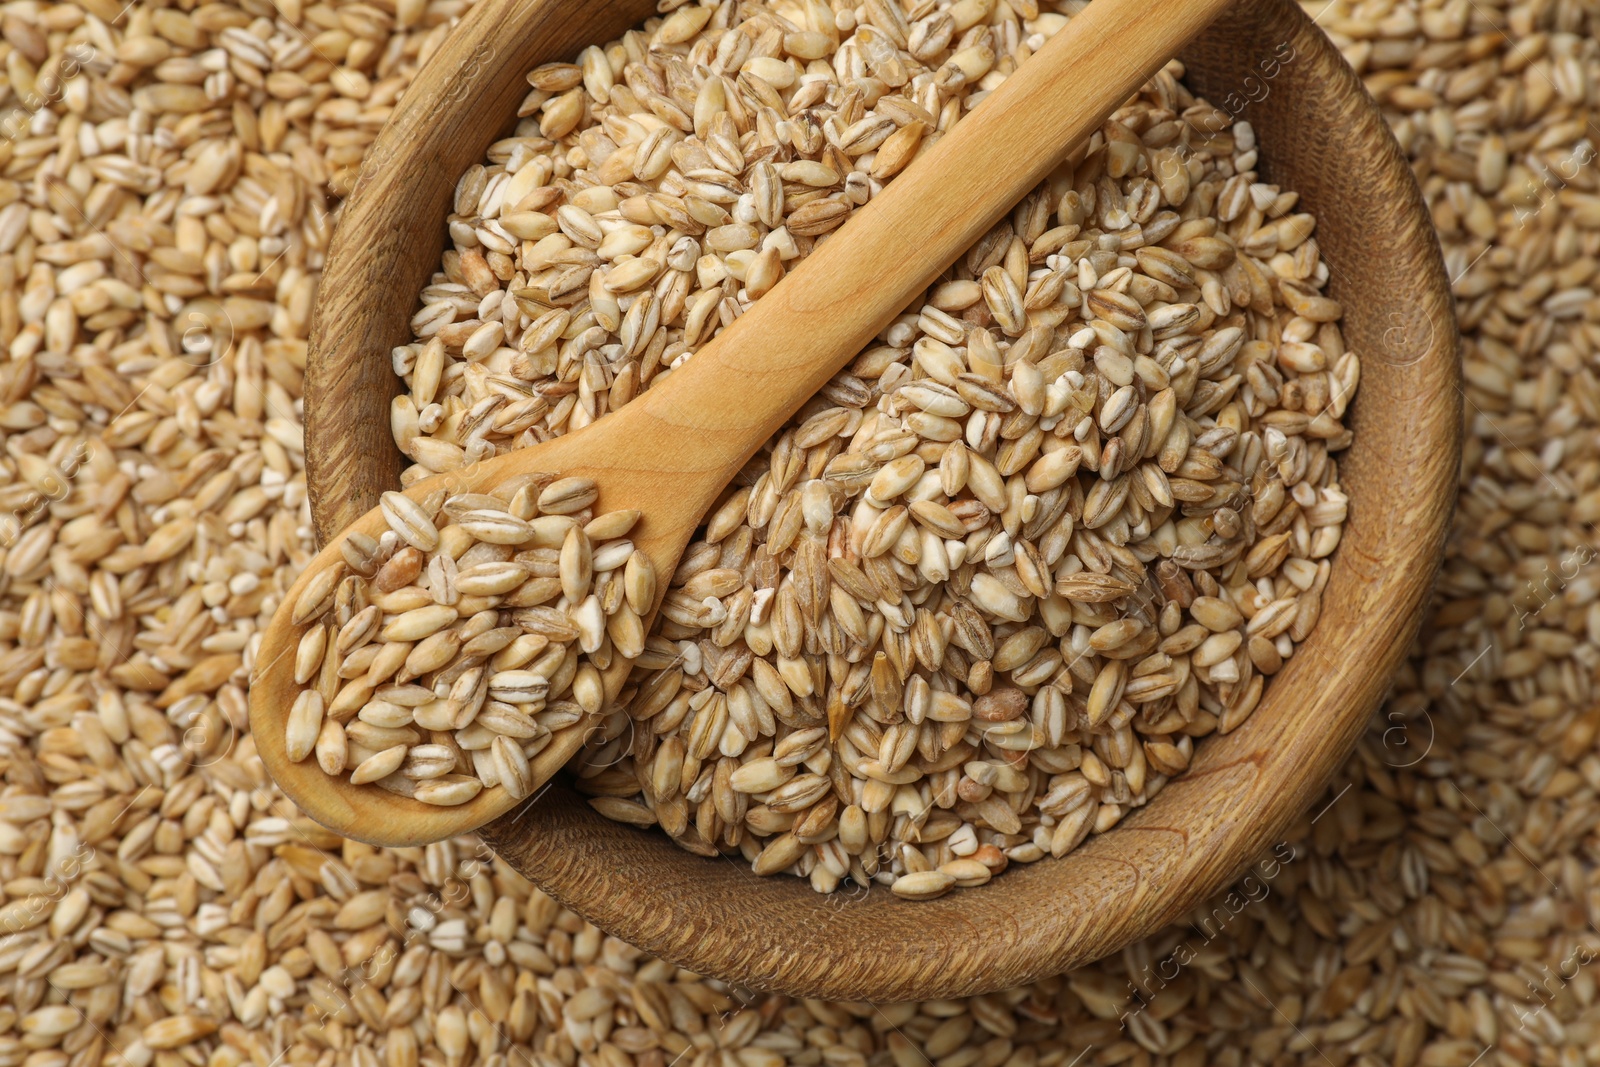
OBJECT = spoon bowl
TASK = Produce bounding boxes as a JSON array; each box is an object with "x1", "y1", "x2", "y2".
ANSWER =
[
  {"x1": 251, "y1": 424, "x2": 694, "y2": 848},
  {"x1": 297, "y1": 0, "x2": 1460, "y2": 1000}
]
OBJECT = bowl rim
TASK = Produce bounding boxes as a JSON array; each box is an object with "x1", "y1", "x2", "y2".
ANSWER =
[{"x1": 302, "y1": 0, "x2": 1461, "y2": 1002}]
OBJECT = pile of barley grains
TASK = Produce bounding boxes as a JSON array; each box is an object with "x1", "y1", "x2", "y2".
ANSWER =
[
  {"x1": 0, "y1": 0, "x2": 1596, "y2": 1063},
  {"x1": 285, "y1": 480, "x2": 654, "y2": 803},
  {"x1": 393, "y1": 0, "x2": 1355, "y2": 898}
]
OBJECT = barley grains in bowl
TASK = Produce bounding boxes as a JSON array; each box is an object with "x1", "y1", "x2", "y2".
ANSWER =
[{"x1": 390, "y1": 0, "x2": 1356, "y2": 897}]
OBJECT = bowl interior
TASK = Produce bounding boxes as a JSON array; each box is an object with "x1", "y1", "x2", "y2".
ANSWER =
[{"x1": 307, "y1": 0, "x2": 1459, "y2": 1002}]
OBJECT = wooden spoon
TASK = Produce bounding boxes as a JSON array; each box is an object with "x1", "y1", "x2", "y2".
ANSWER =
[{"x1": 250, "y1": 0, "x2": 1236, "y2": 848}]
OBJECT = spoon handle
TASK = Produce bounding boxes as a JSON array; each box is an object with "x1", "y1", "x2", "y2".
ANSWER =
[{"x1": 627, "y1": 0, "x2": 1233, "y2": 474}]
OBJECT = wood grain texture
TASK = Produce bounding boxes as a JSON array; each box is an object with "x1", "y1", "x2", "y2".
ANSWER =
[{"x1": 303, "y1": 0, "x2": 1461, "y2": 1002}]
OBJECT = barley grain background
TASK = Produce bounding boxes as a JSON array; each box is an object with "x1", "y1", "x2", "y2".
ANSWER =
[{"x1": 0, "y1": 0, "x2": 1590, "y2": 1065}]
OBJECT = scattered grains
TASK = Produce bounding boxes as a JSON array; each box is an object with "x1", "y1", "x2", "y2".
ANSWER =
[{"x1": 0, "y1": 0, "x2": 1593, "y2": 1064}]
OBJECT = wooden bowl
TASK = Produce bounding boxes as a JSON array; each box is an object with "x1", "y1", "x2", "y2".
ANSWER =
[{"x1": 304, "y1": 0, "x2": 1459, "y2": 1001}]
